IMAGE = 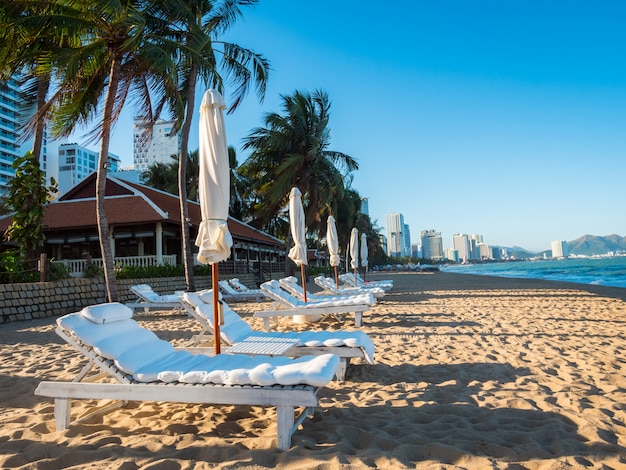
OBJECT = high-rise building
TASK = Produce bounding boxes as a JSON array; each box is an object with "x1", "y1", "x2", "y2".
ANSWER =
[
  {"x1": 0, "y1": 74, "x2": 57, "y2": 194},
  {"x1": 133, "y1": 119, "x2": 180, "y2": 174},
  {"x1": 452, "y1": 234, "x2": 471, "y2": 261},
  {"x1": 386, "y1": 213, "x2": 407, "y2": 257},
  {"x1": 551, "y1": 240, "x2": 567, "y2": 259},
  {"x1": 421, "y1": 229, "x2": 444, "y2": 260},
  {"x1": 57, "y1": 143, "x2": 121, "y2": 195},
  {"x1": 360, "y1": 197, "x2": 369, "y2": 216}
]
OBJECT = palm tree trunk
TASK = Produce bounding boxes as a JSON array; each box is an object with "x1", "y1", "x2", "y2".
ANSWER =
[
  {"x1": 178, "y1": 64, "x2": 198, "y2": 292},
  {"x1": 96, "y1": 53, "x2": 122, "y2": 302},
  {"x1": 32, "y1": 75, "x2": 49, "y2": 162}
]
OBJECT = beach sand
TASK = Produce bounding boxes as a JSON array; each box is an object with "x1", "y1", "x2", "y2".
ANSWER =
[{"x1": 1, "y1": 272, "x2": 626, "y2": 469}]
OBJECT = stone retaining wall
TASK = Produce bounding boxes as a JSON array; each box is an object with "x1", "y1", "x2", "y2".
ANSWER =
[{"x1": 0, "y1": 273, "x2": 264, "y2": 324}]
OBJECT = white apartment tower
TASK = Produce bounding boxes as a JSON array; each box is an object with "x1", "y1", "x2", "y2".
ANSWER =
[
  {"x1": 133, "y1": 119, "x2": 180, "y2": 174},
  {"x1": 551, "y1": 240, "x2": 567, "y2": 259},
  {"x1": 386, "y1": 213, "x2": 407, "y2": 257},
  {"x1": 452, "y1": 234, "x2": 471, "y2": 261},
  {"x1": 57, "y1": 143, "x2": 121, "y2": 195},
  {"x1": 421, "y1": 229, "x2": 444, "y2": 260},
  {"x1": 0, "y1": 76, "x2": 53, "y2": 196}
]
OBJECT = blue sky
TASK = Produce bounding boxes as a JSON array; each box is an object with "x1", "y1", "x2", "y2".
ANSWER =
[{"x1": 102, "y1": 1, "x2": 626, "y2": 252}]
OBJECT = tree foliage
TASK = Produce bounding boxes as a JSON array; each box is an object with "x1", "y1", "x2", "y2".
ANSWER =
[
  {"x1": 3, "y1": 151, "x2": 57, "y2": 260},
  {"x1": 240, "y1": 89, "x2": 358, "y2": 239}
]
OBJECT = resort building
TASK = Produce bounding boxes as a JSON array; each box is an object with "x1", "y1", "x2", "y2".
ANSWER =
[
  {"x1": 133, "y1": 119, "x2": 180, "y2": 174},
  {"x1": 551, "y1": 240, "x2": 568, "y2": 259},
  {"x1": 421, "y1": 229, "x2": 444, "y2": 260},
  {"x1": 0, "y1": 173, "x2": 286, "y2": 280},
  {"x1": 57, "y1": 143, "x2": 121, "y2": 195},
  {"x1": 386, "y1": 212, "x2": 409, "y2": 257}
]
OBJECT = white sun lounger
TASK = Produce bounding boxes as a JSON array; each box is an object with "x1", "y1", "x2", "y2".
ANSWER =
[
  {"x1": 126, "y1": 284, "x2": 184, "y2": 313},
  {"x1": 182, "y1": 291, "x2": 375, "y2": 381},
  {"x1": 313, "y1": 275, "x2": 386, "y2": 298},
  {"x1": 218, "y1": 279, "x2": 265, "y2": 302},
  {"x1": 339, "y1": 273, "x2": 393, "y2": 291},
  {"x1": 279, "y1": 276, "x2": 378, "y2": 304},
  {"x1": 34, "y1": 302, "x2": 340, "y2": 450},
  {"x1": 255, "y1": 280, "x2": 373, "y2": 330},
  {"x1": 229, "y1": 278, "x2": 265, "y2": 297}
]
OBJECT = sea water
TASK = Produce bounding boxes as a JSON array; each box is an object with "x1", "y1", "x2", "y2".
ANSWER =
[{"x1": 442, "y1": 256, "x2": 626, "y2": 289}]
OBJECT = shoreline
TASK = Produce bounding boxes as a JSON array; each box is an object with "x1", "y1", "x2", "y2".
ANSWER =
[{"x1": 1, "y1": 271, "x2": 626, "y2": 469}]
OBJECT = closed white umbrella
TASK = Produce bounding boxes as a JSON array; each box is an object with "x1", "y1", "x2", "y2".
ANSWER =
[
  {"x1": 360, "y1": 232, "x2": 368, "y2": 281},
  {"x1": 349, "y1": 228, "x2": 359, "y2": 285},
  {"x1": 288, "y1": 187, "x2": 308, "y2": 302},
  {"x1": 326, "y1": 215, "x2": 340, "y2": 288},
  {"x1": 195, "y1": 89, "x2": 233, "y2": 354}
]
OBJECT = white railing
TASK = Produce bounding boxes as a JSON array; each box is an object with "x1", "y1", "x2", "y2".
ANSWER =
[{"x1": 52, "y1": 255, "x2": 177, "y2": 277}]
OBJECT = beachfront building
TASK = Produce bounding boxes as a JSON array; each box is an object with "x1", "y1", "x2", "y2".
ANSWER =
[
  {"x1": 477, "y1": 242, "x2": 492, "y2": 260},
  {"x1": 452, "y1": 234, "x2": 471, "y2": 261},
  {"x1": 133, "y1": 119, "x2": 180, "y2": 174},
  {"x1": 57, "y1": 143, "x2": 121, "y2": 195},
  {"x1": 445, "y1": 247, "x2": 459, "y2": 262},
  {"x1": 551, "y1": 240, "x2": 568, "y2": 259},
  {"x1": 411, "y1": 243, "x2": 421, "y2": 258},
  {"x1": 386, "y1": 213, "x2": 409, "y2": 257},
  {"x1": 0, "y1": 173, "x2": 287, "y2": 279},
  {"x1": 0, "y1": 75, "x2": 57, "y2": 196},
  {"x1": 421, "y1": 229, "x2": 444, "y2": 260}
]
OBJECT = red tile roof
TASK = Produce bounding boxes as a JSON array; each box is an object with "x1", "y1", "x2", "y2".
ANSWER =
[{"x1": 0, "y1": 174, "x2": 285, "y2": 248}]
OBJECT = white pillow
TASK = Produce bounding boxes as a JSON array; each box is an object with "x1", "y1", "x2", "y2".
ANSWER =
[{"x1": 81, "y1": 302, "x2": 133, "y2": 324}]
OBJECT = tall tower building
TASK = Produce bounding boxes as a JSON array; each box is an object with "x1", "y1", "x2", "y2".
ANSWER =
[
  {"x1": 133, "y1": 119, "x2": 180, "y2": 174},
  {"x1": 452, "y1": 234, "x2": 470, "y2": 261},
  {"x1": 421, "y1": 229, "x2": 444, "y2": 260},
  {"x1": 360, "y1": 197, "x2": 369, "y2": 216},
  {"x1": 386, "y1": 213, "x2": 405, "y2": 257},
  {"x1": 57, "y1": 143, "x2": 121, "y2": 195},
  {"x1": 551, "y1": 240, "x2": 567, "y2": 259}
]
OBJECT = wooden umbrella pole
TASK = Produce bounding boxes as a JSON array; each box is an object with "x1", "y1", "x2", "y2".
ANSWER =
[
  {"x1": 334, "y1": 266, "x2": 338, "y2": 289},
  {"x1": 354, "y1": 268, "x2": 357, "y2": 286},
  {"x1": 212, "y1": 263, "x2": 221, "y2": 355},
  {"x1": 301, "y1": 264, "x2": 307, "y2": 302}
]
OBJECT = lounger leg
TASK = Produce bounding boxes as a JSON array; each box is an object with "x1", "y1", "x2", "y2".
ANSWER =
[
  {"x1": 335, "y1": 358, "x2": 348, "y2": 381},
  {"x1": 263, "y1": 318, "x2": 270, "y2": 331},
  {"x1": 354, "y1": 312, "x2": 362, "y2": 327},
  {"x1": 276, "y1": 405, "x2": 294, "y2": 450},
  {"x1": 54, "y1": 398, "x2": 71, "y2": 431}
]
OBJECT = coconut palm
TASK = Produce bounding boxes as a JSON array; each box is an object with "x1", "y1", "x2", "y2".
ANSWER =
[
  {"x1": 155, "y1": 0, "x2": 269, "y2": 292},
  {"x1": 28, "y1": 0, "x2": 182, "y2": 302},
  {"x1": 240, "y1": 89, "x2": 358, "y2": 239}
]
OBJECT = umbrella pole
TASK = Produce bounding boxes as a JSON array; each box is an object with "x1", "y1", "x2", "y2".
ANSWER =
[
  {"x1": 301, "y1": 264, "x2": 307, "y2": 302},
  {"x1": 353, "y1": 268, "x2": 357, "y2": 286},
  {"x1": 212, "y1": 264, "x2": 221, "y2": 355},
  {"x1": 334, "y1": 266, "x2": 338, "y2": 289}
]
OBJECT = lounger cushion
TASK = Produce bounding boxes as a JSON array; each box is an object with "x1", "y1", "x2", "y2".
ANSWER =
[
  {"x1": 132, "y1": 284, "x2": 181, "y2": 303},
  {"x1": 262, "y1": 280, "x2": 374, "y2": 308},
  {"x1": 58, "y1": 307, "x2": 339, "y2": 387},
  {"x1": 81, "y1": 302, "x2": 134, "y2": 324},
  {"x1": 187, "y1": 294, "x2": 375, "y2": 364}
]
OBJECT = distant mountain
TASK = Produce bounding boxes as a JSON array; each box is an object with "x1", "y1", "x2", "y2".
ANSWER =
[
  {"x1": 492, "y1": 245, "x2": 537, "y2": 259},
  {"x1": 566, "y1": 234, "x2": 626, "y2": 256}
]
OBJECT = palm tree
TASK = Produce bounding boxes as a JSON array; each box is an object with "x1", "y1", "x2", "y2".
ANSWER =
[
  {"x1": 0, "y1": 2, "x2": 77, "y2": 162},
  {"x1": 229, "y1": 146, "x2": 250, "y2": 220},
  {"x1": 142, "y1": 150, "x2": 200, "y2": 201},
  {"x1": 31, "y1": 0, "x2": 182, "y2": 302},
  {"x1": 161, "y1": 0, "x2": 269, "y2": 292},
  {"x1": 240, "y1": 89, "x2": 358, "y2": 239}
]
